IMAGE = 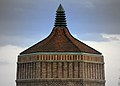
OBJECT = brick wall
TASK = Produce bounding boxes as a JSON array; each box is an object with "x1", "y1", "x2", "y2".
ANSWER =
[{"x1": 16, "y1": 53, "x2": 105, "y2": 86}]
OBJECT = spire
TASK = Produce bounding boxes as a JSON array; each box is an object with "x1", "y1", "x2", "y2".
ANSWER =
[{"x1": 54, "y1": 4, "x2": 67, "y2": 27}]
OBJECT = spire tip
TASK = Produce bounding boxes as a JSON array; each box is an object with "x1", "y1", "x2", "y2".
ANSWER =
[{"x1": 57, "y1": 4, "x2": 65, "y2": 12}]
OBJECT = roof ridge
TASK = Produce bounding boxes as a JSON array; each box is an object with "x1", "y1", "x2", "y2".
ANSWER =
[
  {"x1": 63, "y1": 28, "x2": 101, "y2": 54},
  {"x1": 63, "y1": 28, "x2": 81, "y2": 51}
]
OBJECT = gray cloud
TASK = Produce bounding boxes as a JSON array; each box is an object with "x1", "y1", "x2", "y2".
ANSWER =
[
  {"x1": 0, "y1": 34, "x2": 46, "y2": 47},
  {"x1": 0, "y1": 0, "x2": 120, "y2": 46},
  {"x1": 73, "y1": 33, "x2": 108, "y2": 42},
  {"x1": 0, "y1": 60, "x2": 9, "y2": 66},
  {"x1": 0, "y1": 0, "x2": 54, "y2": 37},
  {"x1": 107, "y1": 36, "x2": 120, "y2": 41},
  {"x1": 0, "y1": 0, "x2": 120, "y2": 33},
  {"x1": 0, "y1": 45, "x2": 24, "y2": 86},
  {"x1": 85, "y1": 40, "x2": 120, "y2": 86},
  {"x1": 66, "y1": 0, "x2": 120, "y2": 34},
  {"x1": 101, "y1": 34, "x2": 120, "y2": 41}
]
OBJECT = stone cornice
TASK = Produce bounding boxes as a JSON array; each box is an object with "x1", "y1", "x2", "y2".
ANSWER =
[
  {"x1": 17, "y1": 60, "x2": 104, "y2": 64},
  {"x1": 19, "y1": 52, "x2": 103, "y2": 57}
]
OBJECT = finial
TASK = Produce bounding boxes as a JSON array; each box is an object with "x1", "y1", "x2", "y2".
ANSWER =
[
  {"x1": 57, "y1": 4, "x2": 65, "y2": 12},
  {"x1": 54, "y1": 4, "x2": 67, "y2": 27}
]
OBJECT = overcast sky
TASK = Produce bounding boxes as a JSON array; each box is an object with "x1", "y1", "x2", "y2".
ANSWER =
[{"x1": 0, "y1": 0, "x2": 120, "y2": 86}]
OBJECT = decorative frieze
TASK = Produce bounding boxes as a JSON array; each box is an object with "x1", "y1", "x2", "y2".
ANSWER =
[{"x1": 18, "y1": 54, "x2": 103, "y2": 63}]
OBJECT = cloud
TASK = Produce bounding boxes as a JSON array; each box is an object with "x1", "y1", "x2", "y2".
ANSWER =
[
  {"x1": 84, "y1": 40, "x2": 120, "y2": 86},
  {"x1": 0, "y1": 45, "x2": 25, "y2": 86},
  {"x1": 102, "y1": 33, "x2": 120, "y2": 41},
  {"x1": 67, "y1": 0, "x2": 120, "y2": 34},
  {"x1": 0, "y1": 60, "x2": 9, "y2": 65},
  {"x1": 70, "y1": 0, "x2": 95, "y2": 8},
  {"x1": 0, "y1": 0, "x2": 120, "y2": 37},
  {"x1": 0, "y1": 0, "x2": 120, "y2": 49},
  {"x1": 73, "y1": 33, "x2": 107, "y2": 42},
  {"x1": 0, "y1": 45, "x2": 23, "y2": 64},
  {"x1": 0, "y1": 34, "x2": 37, "y2": 47},
  {"x1": 72, "y1": 33, "x2": 120, "y2": 42}
]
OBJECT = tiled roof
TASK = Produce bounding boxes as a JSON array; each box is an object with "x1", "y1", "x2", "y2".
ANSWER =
[{"x1": 20, "y1": 27, "x2": 101, "y2": 55}]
